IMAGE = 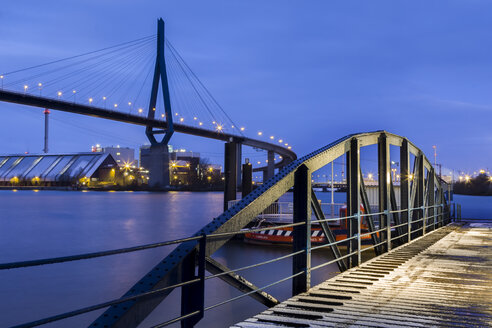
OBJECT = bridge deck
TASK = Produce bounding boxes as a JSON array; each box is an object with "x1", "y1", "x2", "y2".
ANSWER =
[{"x1": 233, "y1": 222, "x2": 492, "y2": 327}]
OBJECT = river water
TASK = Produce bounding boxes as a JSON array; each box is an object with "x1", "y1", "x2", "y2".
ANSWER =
[{"x1": 0, "y1": 191, "x2": 489, "y2": 327}]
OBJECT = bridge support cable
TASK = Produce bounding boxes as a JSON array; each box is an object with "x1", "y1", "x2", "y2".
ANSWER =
[
  {"x1": 378, "y1": 133, "x2": 391, "y2": 253},
  {"x1": 359, "y1": 167, "x2": 382, "y2": 256},
  {"x1": 310, "y1": 189, "x2": 348, "y2": 272},
  {"x1": 204, "y1": 257, "x2": 279, "y2": 308},
  {"x1": 292, "y1": 164, "x2": 311, "y2": 296}
]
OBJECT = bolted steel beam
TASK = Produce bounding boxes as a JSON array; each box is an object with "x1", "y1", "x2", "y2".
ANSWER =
[
  {"x1": 292, "y1": 164, "x2": 311, "y2": 295},
  {"x1": 378, "y1": 133, "x2": 391, "y2": 252},
  {"x1": 347, "y1": 138, "x2": 360, "y2": 267}
]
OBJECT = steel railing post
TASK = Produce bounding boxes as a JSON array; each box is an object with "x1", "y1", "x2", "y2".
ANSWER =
[
  {"x1": 408, "y1": 208, "x2": 412, "y2": 242},
  {"x1": 181, "y1": 235, "x2": 206, "y2": 327},
  {"x1": 357, "y1": 212, "x2": 361, "y2": 265},
  {"x1": 292, "y1": 164, "x2": 311, "y2": 296},
  {"x1": 386, "y1": 209, "x2": 391, "y2": 251},
  {"x1": 347, "y1": 138, "x2": 360, "y2": 267},
  {"x1": 378, "y1": 133, "x2": 390, "y2": 252}
]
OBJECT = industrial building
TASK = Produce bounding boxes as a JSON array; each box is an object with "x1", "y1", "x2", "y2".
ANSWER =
[
  {"x1": 0, "y1": 153, "x2": 118, "y2": 187},
  {"x1": 92, "y1": 145, "x2": 137, "y2": 167}
]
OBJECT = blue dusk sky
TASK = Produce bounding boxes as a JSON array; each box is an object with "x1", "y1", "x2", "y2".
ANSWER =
[{"x1": 0, "y1": 1, "x2": 491, "y2": 174}]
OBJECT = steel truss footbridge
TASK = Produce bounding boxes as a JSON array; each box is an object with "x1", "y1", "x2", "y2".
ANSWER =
[{"x1": 0, "y1": 130, "x2": 454, "y2": 327}]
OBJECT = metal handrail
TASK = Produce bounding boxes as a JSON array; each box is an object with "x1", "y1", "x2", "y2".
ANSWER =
[
  {"x1": 8, "y1": 199, "x2": 455, "y2": 327},
  {"x1": 205, "y1": 250, "x2": 304, "y2": 280},
  {"x1": 203, "y1": 272, "x2": 303, "y2": 312},
  {"x1": 11, "y1": 278, "x2": 202, "y2": 328},
  {"x1": 0, "y1": 235, "x2": 204, "y2": 270}
]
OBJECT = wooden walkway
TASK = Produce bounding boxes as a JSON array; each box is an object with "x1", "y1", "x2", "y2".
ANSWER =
[{"x1": 233, "y1": 222, "x2": 492, "y2": 327}]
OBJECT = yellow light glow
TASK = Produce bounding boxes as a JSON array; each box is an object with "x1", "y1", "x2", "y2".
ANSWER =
[
  {"x1": 270, "y1": 136, "x2": 274, "y2": 139},
  {"x1": 284, "y1": 143, "x2": 288, "y2": 146},
  {"x1": 0, "y1": 75, "x2": 3, "y2": 79},
  {"x1": 193, "y1": 117, "x2": 197, "y2": 120},
  {"x1": 479, "y1": 169, "x2": 485, "y2": 174},
  {"x1": 212, "y1": 121, "x2": 216, "y2": 124},
  {"x1": 161, "y1": 114, "x2": 165, "y2": 118},
  {"x1": 208, "y1": 167, "x2": 213, "y2": 172},
  {"x1": 38, "y1": 83, "x2": 42, "y2": 87},
  {"x1": 180, "y1": 118, "x2": 184, "y2": 122},
  {"x1": 89, "y1": 98, "x2": 93, "y2": 103},
  {"x1": 240, "y1": 127, "x2": 245, "y2": 131},
  {"x1": 258, "y1": 131, "x2": 263, "y2": 136},
  {"x1": 152, "y1": 107, "x2": 155, "y2": 111},
  {"x1": 114, "y1": 104, "x2": 118, "y2": 108},
  {"x1": 257, "y1": 161, "x2": 261, "y2": 164},
  {"x1": 216, "y1": 124, "x2": 223, "y2": 131},
  {"x1": 408, "y1": 174, "x2": 414, "y2": 180},
  {"x1": 128, "y1": 102, "x2": 132, "y2": 106},
  {"x1": 199, "y1": 122, "x2": 203, "y2": 126},
  {"x1": 102, "y1": 96, "x2": 106, "y2": 100},
  {"x1": 175, "y1": 112, "x2": 179, "y2": 116},
  {"x1": 278, "y1": 139, "x2": 283, "y2": 143},
  {"x1": 288, "y1": 146, "x2": 292, "y2": 150},
  {"x1": 57, "y1": 91, "x2": 62, "y2": 97},
  {"x1": 138, "y1": 108, "x2": 143, "y2": 113},
  {"x1": 72, "y1": 90, "x2": 76, "y2": 94},
  {"x1": 465, "y1": 175, "x2": 471, "y2": 182},
  {"x1": 24, "y1": 85, "x2": 28, "y2": 90}
]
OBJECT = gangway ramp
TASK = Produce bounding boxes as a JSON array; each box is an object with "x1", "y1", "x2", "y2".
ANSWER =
[{"x1": 233, "y1": 221, "x2": 492, "y2": 327}]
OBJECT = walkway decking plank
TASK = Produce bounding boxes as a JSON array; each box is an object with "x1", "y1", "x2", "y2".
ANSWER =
[{"x1": 232, "y1": 222, "x2": 492, "y2": 327}]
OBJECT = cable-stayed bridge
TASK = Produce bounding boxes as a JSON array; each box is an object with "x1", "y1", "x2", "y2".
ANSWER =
[{"x1": 0, "y1": 18, "x2": 296, "y2": 209}]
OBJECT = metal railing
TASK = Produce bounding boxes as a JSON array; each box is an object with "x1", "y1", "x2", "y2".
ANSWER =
[
  {"x1": 2, "y1": 199, "x2": 456, "y2": 328},
  {"x1": 228, "y1": 200, "x2": 345, "y2": 220}
]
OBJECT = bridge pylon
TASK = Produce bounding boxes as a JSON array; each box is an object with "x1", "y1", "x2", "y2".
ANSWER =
[{"x1": 143, "y1": 18, "x2": 174, "y2": 188}]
